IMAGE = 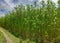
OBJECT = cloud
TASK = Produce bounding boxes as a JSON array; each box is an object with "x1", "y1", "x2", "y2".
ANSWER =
[
  {"x1": 0, "y1": 0, "x2": 58, "y2": 17},
  {"x1": 52, "y1": 0, "x2": 58, "y2": 3},
  {"x1": 38, "y1": 0, "x2": 47, "y2": 3},
  {"x1": 4, "y1": 0, "x2": 15, "y2": 8},
  {"x1": 38, "y1": 0, "x2": 58, "y2": 4},
  {"x1": 0, "y1": 12, "x2": 5, "y2": 17},
  {"x1": 0, "y1": 0, "x2": 21, "y2": 17},
  {"x1": 28, "y1": 0, "x2": 33, "y2": 2}
]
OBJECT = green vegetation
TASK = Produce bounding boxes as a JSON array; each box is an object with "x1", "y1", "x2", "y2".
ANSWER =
[
  {"x1": 0, "y1": 32, "x2": 6, "y2": 43},
  {"x1": 0, "y1": 0, "x2": 60, "y2": 43},
  {"x1": 0, "y1": 27, "x2": 19, "y2": 43}
]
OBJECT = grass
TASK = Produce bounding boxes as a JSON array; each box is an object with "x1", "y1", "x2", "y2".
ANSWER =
[
  {"x1": 0, "y1": 31, "x2": 6, "y2": 43},
  {"x1": 0, "y1": 27, "x2": 19, "y2": 43},
  {"x1": 0, "y1": 27, "x2": 36, "y2": 43}
]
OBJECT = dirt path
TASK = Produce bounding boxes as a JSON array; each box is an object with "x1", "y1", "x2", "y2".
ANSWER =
[{"x1": 0, "y1": 28, "x2": 13, "y2": 43}]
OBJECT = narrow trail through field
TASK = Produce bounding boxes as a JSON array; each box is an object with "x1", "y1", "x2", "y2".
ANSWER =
[{"x1": 0, "y1": 27, "x2": 13, "y2": 43}]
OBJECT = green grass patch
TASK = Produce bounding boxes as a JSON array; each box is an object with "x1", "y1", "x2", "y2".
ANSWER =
[
  {"x1": 0, "y1": 27, "x2": 19, "y2": 43},
  {"x1": 0, "y1": 31, "x2": 6, "y2": 43}
]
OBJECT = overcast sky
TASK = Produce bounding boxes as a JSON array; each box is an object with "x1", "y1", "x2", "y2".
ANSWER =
[{"x1": 0, "y1": 0, "x2": 58, "y2": 17}]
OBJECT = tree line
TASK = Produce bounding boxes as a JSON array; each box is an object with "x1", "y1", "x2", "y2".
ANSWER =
[{"x1": 0, "y1": 0, "x2": 60, "y2": 43}]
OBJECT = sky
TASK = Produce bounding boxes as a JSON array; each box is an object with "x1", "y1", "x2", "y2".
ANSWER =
[{"x1": 0, "y1": 0, "x2": 58, "y2": 17}]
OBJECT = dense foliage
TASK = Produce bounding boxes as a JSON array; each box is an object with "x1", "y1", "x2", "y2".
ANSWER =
[{"x1": 0, "y1": 0, "x2": 60, "y2": 43}]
